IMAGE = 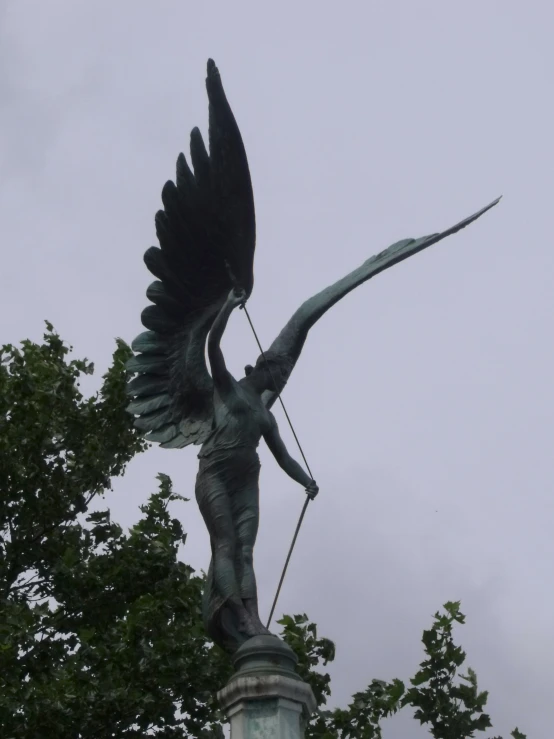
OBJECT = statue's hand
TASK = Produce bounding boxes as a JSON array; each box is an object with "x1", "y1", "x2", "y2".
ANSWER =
[
  {"x1": 226, "y1": 287, "x2": 247, "y2": 309},
  {"x1": 305, "y1": 480, "x2": 319, "y2": 500}
]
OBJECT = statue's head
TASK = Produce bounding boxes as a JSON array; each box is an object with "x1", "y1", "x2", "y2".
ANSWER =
[{"x1": 243, "y1": 352, "x2": 293, "y2": 394}]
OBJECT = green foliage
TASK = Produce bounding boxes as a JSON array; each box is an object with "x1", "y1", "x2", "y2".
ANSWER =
[
  {"x1": 0, "y1": 327, "x2": 231, "y2": 736},
  {"x1": 400, "y1": 601, "x2": 501, "y2": 739},
  {"x1": 0, "y1": 323, "x2": 144, "y2": 563},
  {"x1": 315, "y1": 678, "x2": 405, "y2": 739},
  {"x1": 0, "y1": 328, "x2": 527, "y2": 738},
  {"x1": 278, "y1": 613, "x2": 335, "y2": 707},
  {"x1": 276, "y1": 615, "x2": 403, "y2": 739},
  {"x1": 0, "y1": 478, "x2": 232, "y2": 736},
  {"x1": 287, "y1": 602, "x2": 527, "y2": 739}
]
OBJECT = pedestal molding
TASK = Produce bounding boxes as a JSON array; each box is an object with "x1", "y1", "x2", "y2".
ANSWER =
[{"x1": 218, "y1": 673, "x2": 317, "y2": 717}]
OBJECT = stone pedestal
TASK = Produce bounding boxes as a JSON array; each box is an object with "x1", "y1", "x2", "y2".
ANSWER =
[{"x1": 217, "y1": 635, "x2": 317, "y2": 739}]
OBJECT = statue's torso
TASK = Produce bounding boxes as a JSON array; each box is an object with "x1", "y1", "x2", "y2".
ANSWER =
[{"x1": 198, "y1": 379, "x2": 270, "y2": 459}]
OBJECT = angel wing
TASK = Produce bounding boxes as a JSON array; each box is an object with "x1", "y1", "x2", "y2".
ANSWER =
[
  {"x1": 126, "y1": 59, "x2": 256, "y2": 449},
  {"x1": 261, "y1": 197, "x2": 501, "y2": 409}
]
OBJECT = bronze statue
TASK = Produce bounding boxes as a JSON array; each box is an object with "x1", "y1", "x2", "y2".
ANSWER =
[{"x1": 126, "y1": 59, "x2": 499, "y2": 654}]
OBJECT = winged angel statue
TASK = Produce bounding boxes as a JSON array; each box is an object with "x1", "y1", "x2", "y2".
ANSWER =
[{"x1": 127, "y1": 60, "x2": 499, "y2": 653}]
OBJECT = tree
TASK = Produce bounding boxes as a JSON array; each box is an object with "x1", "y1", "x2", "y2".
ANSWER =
[{"x1": 0, "y1": 327, "x2": 526, "y2": 738}]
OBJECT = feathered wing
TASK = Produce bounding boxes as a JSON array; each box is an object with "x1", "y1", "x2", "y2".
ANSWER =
[
  {"x1": 261, "y1": 197, "x2": 501, "y2": 409},
  {"x1": 126, "y1": 59, "x2": 256, "y2": 448}
]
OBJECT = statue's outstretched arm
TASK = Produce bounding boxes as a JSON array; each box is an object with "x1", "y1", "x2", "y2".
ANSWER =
[{"x1": 263, "y1": 415, "x2": 313, "y2": 489}]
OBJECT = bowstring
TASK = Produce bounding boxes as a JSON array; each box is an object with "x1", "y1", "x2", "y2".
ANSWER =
[
  {"x1": 240, "y1": 304, "x2": 313, "y2": 478},
  {"x1": 239, "y1": 301, "x2": 315, "y2": 629}
]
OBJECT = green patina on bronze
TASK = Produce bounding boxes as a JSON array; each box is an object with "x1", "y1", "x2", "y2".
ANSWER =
[{"x1": 126, "y1": 59, "x2": 500, "y2": 654}]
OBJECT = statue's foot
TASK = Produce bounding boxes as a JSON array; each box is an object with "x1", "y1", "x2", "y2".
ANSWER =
[
  {"x1": 251, "y1": 617, "x2": 272, "y2": 636},
  {"x1": 242, "y1": 599, "x2": 272, "y2": 636},
  {"x1": 237, "y1": 613, "x2": 273, "y2": 638},
  {"x1": 237, "y1": 612, "x2": 261, "y2": 638}
]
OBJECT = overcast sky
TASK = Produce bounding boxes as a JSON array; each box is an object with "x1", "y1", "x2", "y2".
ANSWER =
[{"x1": 1, "y1": 2, "x2": 552, "y2": 737}]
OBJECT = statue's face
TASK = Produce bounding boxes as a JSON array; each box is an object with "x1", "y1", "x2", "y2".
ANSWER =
[{"x1": 243, "y1": 359, "x2": 289, "y2": 393}]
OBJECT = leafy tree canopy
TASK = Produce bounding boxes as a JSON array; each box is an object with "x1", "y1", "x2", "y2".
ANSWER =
[{"x1": 0, "y1": 327, "x2": 526, "y2": 738}]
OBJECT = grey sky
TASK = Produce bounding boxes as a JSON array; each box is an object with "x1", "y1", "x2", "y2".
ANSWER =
[{"x1": 1, "y1": 2, "x2": 552, "y2": 736}]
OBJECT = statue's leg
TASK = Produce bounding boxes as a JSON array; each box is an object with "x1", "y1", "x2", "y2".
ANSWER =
[
  {"x1": 232, "y1": 457, "x2": 270, "y2": 634},
  {"x1": 195, "y1": 456, "x2": 258, "y2": 637}
]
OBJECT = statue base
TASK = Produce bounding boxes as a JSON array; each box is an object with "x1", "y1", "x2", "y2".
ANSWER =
[{"x1": 217, "y1": 634, "x2": 317, "y2": 739}]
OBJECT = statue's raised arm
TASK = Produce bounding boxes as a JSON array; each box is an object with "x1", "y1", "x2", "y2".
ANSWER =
[{"x1": 260, "y1": 197, "x2": 500, "y2": 409}]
